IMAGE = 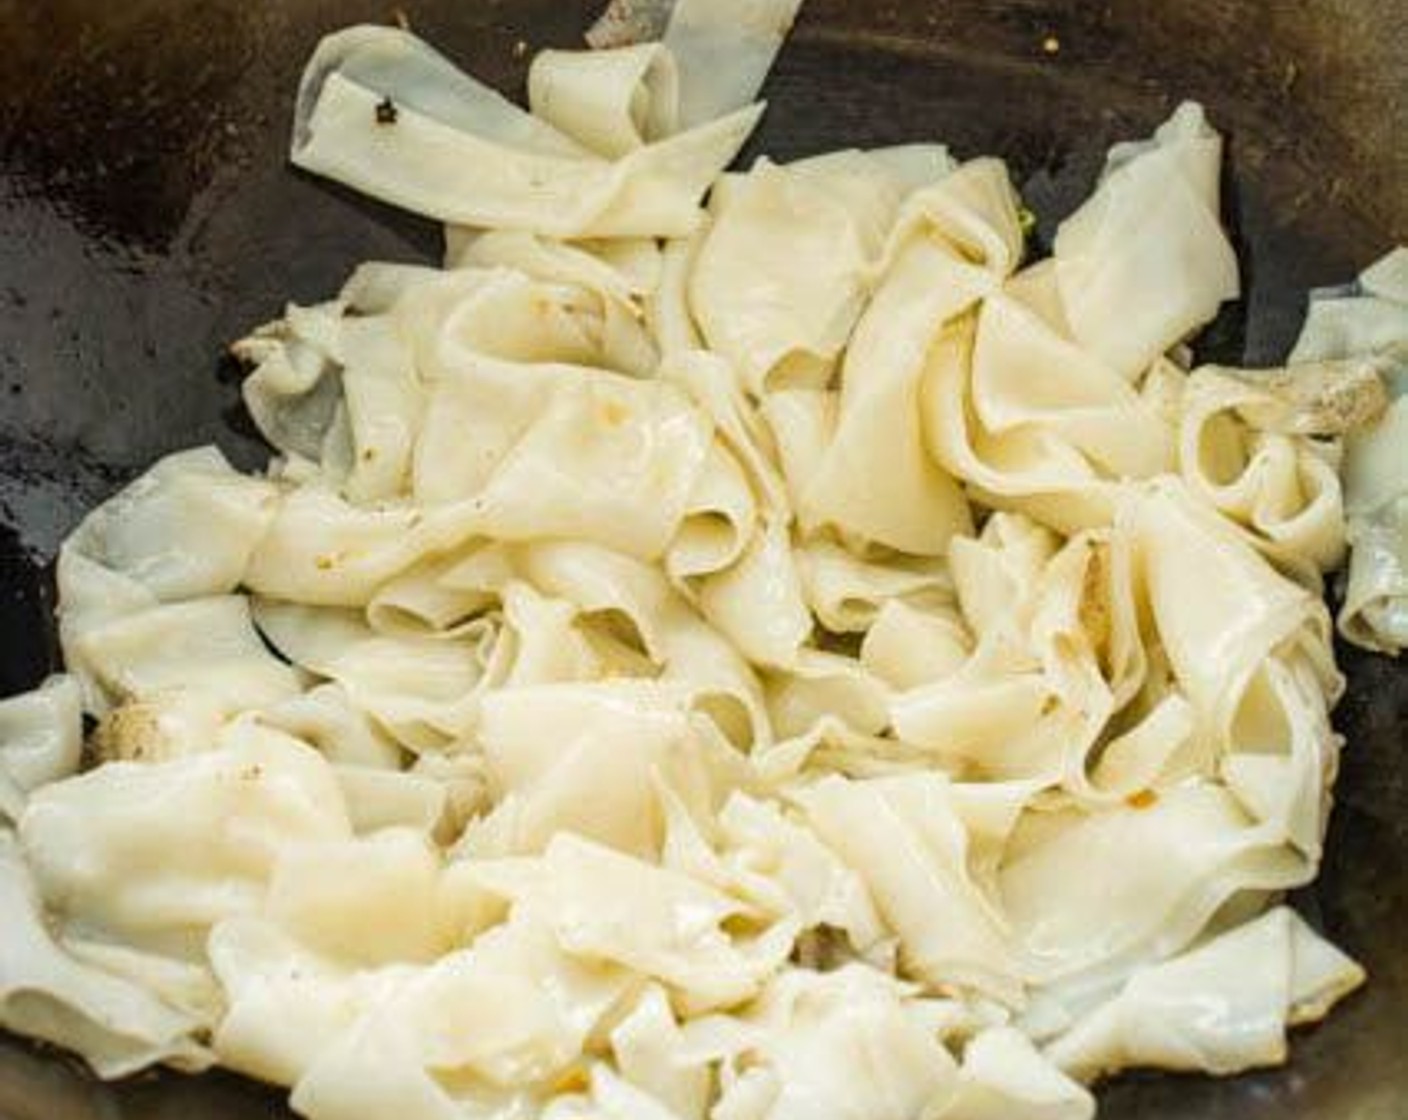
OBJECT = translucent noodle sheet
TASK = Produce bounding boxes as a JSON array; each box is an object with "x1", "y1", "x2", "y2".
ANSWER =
[{"x1": 4, "y1": 2, "x2": 1402, "y2": 1118}]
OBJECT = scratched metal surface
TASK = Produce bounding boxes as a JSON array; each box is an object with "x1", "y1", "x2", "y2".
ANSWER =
[{"x1": 0, "y1": 1, "x2": 1405, "y2": 1117}]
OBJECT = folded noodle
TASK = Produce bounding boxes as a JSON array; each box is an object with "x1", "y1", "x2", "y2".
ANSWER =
[
  {"x1": 0, "y1": 832, "x2": 211, "y2": 1078},
  {"x1": 1000, "y1": 782, "x2": 1312, "y2": 1009},
  {"x1": 18, "y1": 723, "x2": 350, "y2": 959},
  {"x1": 0, "y1": 676, "x2": 82, "y2": 816},
  {"x1": 1054, "y1": 102, "x2": 1239, "y2": 379},
  {"x1": 1288, "y1": 248, "x2": 1408, "y2": 649},
  {"x1": 701, "y1": 964, "x2": 960, "y2": 1120},
  {"x1": 466, "y1": 681, "x2": 733, "y2": 858},
  {"x1": 208, "y1": 916, "x2": 410, "y2": 1087},
  {"x1": 1045, "y1": 906, "x2": 1363, "y2": 1081},
  {"x1": 609, "y1": 983, "x2": 712, "y2": 1119},
  {"x1": 529, "y1": 44, "x2": 679, "y2": 158},
  {"x1": 292, "y1": 27, "x2": 763, "y2": 237},
  {"x1": 690, "y1": 147, "x2": 954, "y2": 395},
  {"x1": 60, "y1": 578, "x2": 301, "y2": 719},
  {"x1": 795, "y1": 773, "x2": 1024, "y2": 1003},
  {"x1": 289, "y1": 915, "x2": 630, "y2": 1119},
  {"x1": 517, "y1": 539, "x2": 771, "y2": 747},
  {"x1": 470, "y1": 833, "x2": 794, "y2": 1013},
  {"x1": 252, "y1": 600, "x2": 490, "y2": 752},
  {"x1": 794, "y1": 232, "x2": 976, "y2": 554},
  {"x1": 1177, "y1": 362, "x2": 1377, "y2": 576},
  {"x1": 63, "y1": 447, "x2": 279, "y2": 600},
  {"x1": 942, "y1": 1027, "x2": 1095, "y2": 1120},
  {"x1": 265, "y1": 829, "x2": 456, "y2": 967}
]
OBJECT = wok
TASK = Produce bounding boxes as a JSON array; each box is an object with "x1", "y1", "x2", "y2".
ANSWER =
[{"x1": 0, "y1": 1, "x2": 1405, "y2": 1117}]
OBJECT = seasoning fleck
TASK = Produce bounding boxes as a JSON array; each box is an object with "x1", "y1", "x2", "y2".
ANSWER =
[
  {"x1": 376, "y1": 96, "x2": 399, "y2": 126},
  {"x1": 1126, "y1": 788, "x2": 1159, "y2": 810}
]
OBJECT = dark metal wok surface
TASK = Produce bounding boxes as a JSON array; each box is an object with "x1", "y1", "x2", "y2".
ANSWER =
[{"x1": 1, "y1": 1, "x2": 1406, "y2": 1117}]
